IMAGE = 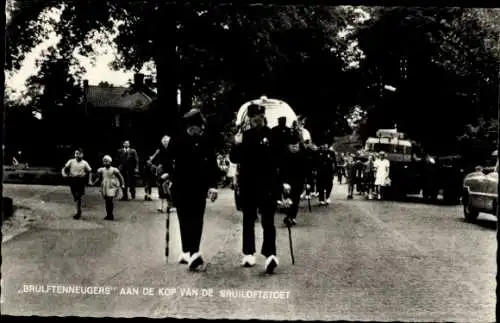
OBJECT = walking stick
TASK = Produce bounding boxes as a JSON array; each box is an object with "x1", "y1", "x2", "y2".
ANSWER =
[
  {"x1": 164, "y1": 179, "x2": 172, "y2": 263},
  {"x1": 287, "y1": 224, "x2": 295, "y2": 265}
]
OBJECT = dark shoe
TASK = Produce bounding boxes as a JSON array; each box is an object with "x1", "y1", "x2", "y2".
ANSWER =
[
  {"x1": 188, "y1": 252, "x2": 204, "y2": 270},
  {"x1": 73, "y1": 213, "x2": 82, "y2": 220},
  {"x1": 104, "y1": 216, "x2": 114, "y2": 221},
  {"x1": 347, "y1": 195, "x2": 353, "y2": 200}
]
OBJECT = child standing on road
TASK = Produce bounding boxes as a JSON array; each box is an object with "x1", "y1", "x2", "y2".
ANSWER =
[
  {"x1": 91, "y1": 155, "x2": 125, "y2": 221},
  {"x1": 62, "y1": 148, "x2": 92, "y2": 219}
]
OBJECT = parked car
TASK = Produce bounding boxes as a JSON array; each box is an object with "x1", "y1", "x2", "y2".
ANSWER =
[
  {"x1": 462, "y1": 154, "x2": 498, "y2": 221},
  {"x1": 434, "y1": 155, "x2": 465, "y2": 204}
]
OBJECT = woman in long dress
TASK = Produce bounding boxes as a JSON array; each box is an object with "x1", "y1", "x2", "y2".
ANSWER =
[{"x1": 374, "y1": 151, "x2": 390, "y2": 200}]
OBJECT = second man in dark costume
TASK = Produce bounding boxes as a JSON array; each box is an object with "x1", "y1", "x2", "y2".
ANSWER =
[
  {"x1": 281, "y1": 130, "x2": 308, "y2": 226},
  {"x1": 230, "y1": 104, "x2": 282, "y2": 274}
]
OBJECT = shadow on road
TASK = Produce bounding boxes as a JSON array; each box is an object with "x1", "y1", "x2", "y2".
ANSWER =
[
  {"x1": 458, "y1": 218, "x2": 497, "y2": 231},
  {"x1": 385, "y1": 195, "x2": 461, "y2": 207}
]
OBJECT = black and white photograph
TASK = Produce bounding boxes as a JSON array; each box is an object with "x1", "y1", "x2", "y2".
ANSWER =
[{"x1": 1, "y1": 2, "x2": 498, "y2": 321}]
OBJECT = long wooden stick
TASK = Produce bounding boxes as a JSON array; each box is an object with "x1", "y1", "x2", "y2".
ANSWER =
[{"x1": 287, "y1": 225, "x2": 295, "y2": 265}]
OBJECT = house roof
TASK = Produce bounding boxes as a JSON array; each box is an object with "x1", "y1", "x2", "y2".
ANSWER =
[{"x1": 86, "y1": 85, "x2": 154, "y2": 111}]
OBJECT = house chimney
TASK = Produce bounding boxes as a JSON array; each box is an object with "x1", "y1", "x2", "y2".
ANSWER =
[
  {"x1": 134, "y1": 73, "x2": 144, "y2": 87},
  {"x1": 144, "y1": 78, "x2": 153, "y2": 88}
]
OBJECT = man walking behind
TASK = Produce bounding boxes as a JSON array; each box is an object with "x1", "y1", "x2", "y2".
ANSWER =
[
  {"x1": 281, "y1": 130, "x2": 308, "y2": 226},
  {"x1": 315, "y1": 142, "x2": 337, "y2": 205},
  {"x1": 230, "y1": 104, "x2": 282, "y2": 274},
  {"x1": 116, "y1": 140, "x2": 139, "y2": 200}
]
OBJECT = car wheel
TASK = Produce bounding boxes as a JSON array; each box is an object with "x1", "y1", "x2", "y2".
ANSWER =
[
  {"x1": 462, "y1": 191, "x2": 479, "y2": 221},
  {"x1": 443, "y1": 188, "x2": 460, "y2": 205},
  {"x1": 422, "y1": 187, "x2": 438, "y2": 203}
]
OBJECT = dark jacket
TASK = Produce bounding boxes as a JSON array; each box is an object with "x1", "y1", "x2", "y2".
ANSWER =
[
  {"x1": 117, "y1": 148, "x2": 139, "y2": 170},
  {"x1": 271, "y1": 125, "x2": 291, "y2": 165},
  {"x1": 353, "y1": 159, "x2": 364, "y2": 179},
  {"x1": 150, "y1": 145, "x2": 171, "y2": 170},
  {"x1": 279, "y1": 137, "x2": 308, "y2": 187},
  {"x1": 230, "y1": 126, "x2": 281, "y2": 201},
  {"x1": 315, "y1": 148, "x2": 337, "y2": 175},
  {"x1": 165, "y1": 132, "x2": 219, "y2": 195}
]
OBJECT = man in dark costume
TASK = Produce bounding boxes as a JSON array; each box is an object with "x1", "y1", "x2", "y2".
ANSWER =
[
  {"x1": 315, "y1": 142, "x2": 337, "y2": 205},
  {"x1": 230, "y1": 104, "x2": 282, "y2": 274},
  {"x1": 165, "y1": 109, "x2": 220, "y2": 270}
]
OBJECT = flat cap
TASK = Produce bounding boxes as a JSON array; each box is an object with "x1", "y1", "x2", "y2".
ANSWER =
[{"x1": 247, "y1": 103, "x2": 265, "y2": 118}]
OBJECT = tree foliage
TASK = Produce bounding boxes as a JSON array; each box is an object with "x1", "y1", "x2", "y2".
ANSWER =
[
  {"x1": 6, "y1": 4, "x2": 499, "y2": 160},
  {"x1": 355, "y1": 7, "x2": 499, "y2": 158},
  {"x1": 6, "y1": 3, "x2": 363, "y2": 142}
]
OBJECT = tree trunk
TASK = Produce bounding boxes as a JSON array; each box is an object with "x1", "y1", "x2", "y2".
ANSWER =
[
  {"x1": 180, "y1": 65, "x2": 194, "y2": 115},
  {"x1": 154, "y1": 2, "x2": 180, "y2": 138}
]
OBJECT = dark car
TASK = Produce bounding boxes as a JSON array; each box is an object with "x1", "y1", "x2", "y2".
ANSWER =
[{"x1": 434, "y1": 155, "x2": 465, "y2": 204}]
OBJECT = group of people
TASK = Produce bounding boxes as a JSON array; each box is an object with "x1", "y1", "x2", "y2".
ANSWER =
[
  {"x1": 62, "y1": 109, "x2": 220, "y2": 272},
  {"x1": 60, "y1": 102, "x2": 391, "y2": 275},
  {"x1": 342, "y1": 151, "x2": 391, "y2": 200}
]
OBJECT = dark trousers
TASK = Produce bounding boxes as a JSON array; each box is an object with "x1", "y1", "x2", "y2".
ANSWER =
[
  {"x1": 287, "y1": 180, "x2": 304, "y2": 220},
  {"x1": 304, "y1": 170, "x2": 315, "y2": 194},
  {"x1": 317, "y1": 172, "x2": 334, "y2": 201},
  {"x1": 104, "y1": 197, "x2": 114, "y2": 218},
  {"x1": 69, "y1": 177, "x2": 86, "y2": 214},
  {"x1": 144, "y1": 174, "x2": 156, "y2": 196},
  {"x1": 175, "y1": 189, "x2": 207, "y2": 255},
  {"x1": 337, "y1": 166, "x2": 345, "y2": 183},
  {"x1": 242, "y1": 195, "x2": 277, "y2": 257},
  {"x1": 121, "y1": 169, "x2": 136, "y2": 199}
]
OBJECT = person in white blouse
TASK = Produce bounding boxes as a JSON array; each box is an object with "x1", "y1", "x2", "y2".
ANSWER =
[{"x1": 373, "y1": 151, "x2": 390, "y2": 200}]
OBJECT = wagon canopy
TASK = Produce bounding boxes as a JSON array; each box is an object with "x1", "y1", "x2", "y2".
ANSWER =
[{"x1": 235, "y1": 96, "x2": 298, "y2": 129}]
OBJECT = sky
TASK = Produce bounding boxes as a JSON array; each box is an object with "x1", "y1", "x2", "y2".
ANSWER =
[
  {"x1": 5, "y1": 5, "x2": 142, "y2": 101},
  {"x1": 5, "y1": 5, "x2": 370, "y2": 102}
]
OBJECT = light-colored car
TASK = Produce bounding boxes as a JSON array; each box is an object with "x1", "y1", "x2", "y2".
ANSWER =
[{"x1": 462, "y1": 157, "x2": 498, "y2": 221}]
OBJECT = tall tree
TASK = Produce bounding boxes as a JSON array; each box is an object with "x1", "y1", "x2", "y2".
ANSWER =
[
  {"x1": 355, "y1": 7, "x2": 499, "y2": 158},
  {"x1": 7, "y1": 3, "x2": 363, "y2": 143}
]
